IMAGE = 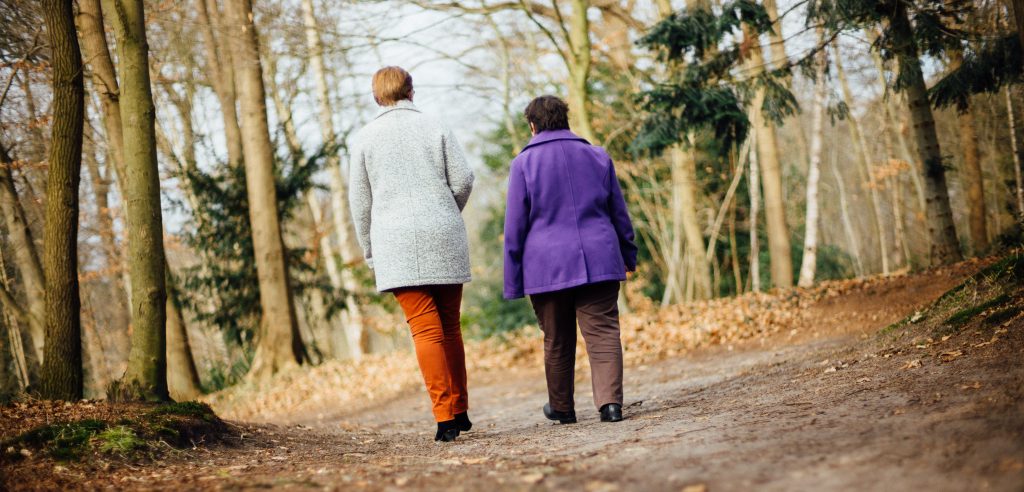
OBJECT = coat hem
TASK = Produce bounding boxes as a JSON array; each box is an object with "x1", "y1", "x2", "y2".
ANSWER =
[
  {"x1": 378, "y1": 276, "x2": 473, "y2": 293},
  {"x1": 513, "y1": 273, "x2": 626, "y2": 298}
]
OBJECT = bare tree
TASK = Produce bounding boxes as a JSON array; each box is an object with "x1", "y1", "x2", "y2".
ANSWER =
[
  {"x1": 224, "y1": 0, "x2": 305, "y2": 379},
  {"x1": 798, "y1": 33, "x2": 829, "y2": 287},
  {"x1": 40, "y1": 0, "x2": 84, "y2": 401}
]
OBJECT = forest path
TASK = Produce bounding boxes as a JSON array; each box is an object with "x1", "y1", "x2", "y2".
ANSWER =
[{"x1": 15, "y1": 262, "x2": 1024, "y2": 491}]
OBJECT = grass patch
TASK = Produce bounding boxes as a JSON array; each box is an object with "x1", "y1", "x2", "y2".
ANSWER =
[
  {"x1": 5, "y1": 419, "x2": 107, "y2": 460},
  {"x1": 95, "y1": 426, "x2": 145, "y2": 455},
  {"x1": 2, "y1": 401, "x2": 228, "y2": 464},
  {"x1": 944, "y1": 293, "x2": 1011, "y2": 328}
]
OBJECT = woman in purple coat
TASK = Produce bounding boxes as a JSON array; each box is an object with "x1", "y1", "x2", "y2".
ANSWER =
[{"x1": 503, "y1": 95, "x2": 638, "y2": 424}]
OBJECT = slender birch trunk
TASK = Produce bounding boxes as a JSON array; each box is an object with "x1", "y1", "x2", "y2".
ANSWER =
[
  {"x1": 830, "y1": 127, "x2": 865, "y2": 276},
  {"x1": 835, "y1": 43, "x2": 889, "y2": 274},
  {"x1": 301, "y1": 0, "x2": 367, "y2": 357},
  {"x1": 797, "y1": 34, "x2": 828, "y2": 287},
  {"x1": 1007, "y1": 86, "x2": 1024, "y2": 217},
  {"x1": 40, "y1": 0, "x2": 84, "y2": 401},
  {"x1": 225, "y1": 0, "x2": 305, "y2": 379},
  {"x1": 749, "y1": 129, "x2": 762, "y2": 293}
]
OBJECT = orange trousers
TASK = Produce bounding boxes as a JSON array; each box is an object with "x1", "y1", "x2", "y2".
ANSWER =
[{"x1": 392, "y1": 284, "x2": 468, "y2": 422}]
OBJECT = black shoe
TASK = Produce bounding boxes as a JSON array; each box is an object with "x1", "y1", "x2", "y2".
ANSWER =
[
  {"x1": 600, "y1": 403, "x2": 623, "y2": 422},
  {"x1": 543, "y1": 403, "x2": 577, "y2": 424},
  {"x1": 435, "y1": 419, "x2": 460, "y2": 442},
  {"x1": 454, "y1": 411, "x2": 472, "y2": 432}
]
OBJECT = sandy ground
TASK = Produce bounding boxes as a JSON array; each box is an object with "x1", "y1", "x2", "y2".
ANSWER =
[{"x1": 4, "y1": 263, "x2": 1023, "y2": 491}]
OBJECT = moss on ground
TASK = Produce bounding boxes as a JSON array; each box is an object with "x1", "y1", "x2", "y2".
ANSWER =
[
  {"x1": 1, "y1": 401, "x2": 227, "y2": 463},
  {"x1": 879, "y1": 252, "x2": 1024, "y2": 339}
]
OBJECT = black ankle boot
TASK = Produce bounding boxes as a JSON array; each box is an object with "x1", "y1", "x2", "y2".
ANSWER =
[
  {"x1": 454, "y1": 412, "x2": 472, "y2": 432},
  {"x1": 543, "y1": 403, "x2": 577, "y2": 424},
  {"x1": 600, "y1": 403, "x2": 623, "y2": 422},
  {"x1": 435, "y1": 419, "x2": 460, "y2": 442}
]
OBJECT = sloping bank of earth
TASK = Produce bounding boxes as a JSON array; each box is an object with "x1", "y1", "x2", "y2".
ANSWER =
[{"x1": 2, "y1": 255, "x2": 1022, "y2": 490}]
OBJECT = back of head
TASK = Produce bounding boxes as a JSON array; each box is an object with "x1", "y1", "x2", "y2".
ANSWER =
[
  {"x1": 524, "y1": 95, "x2": 570, "y2": 132},
  {"x1": 372, "y1": 66, "x2": 414, "y2": 106}
]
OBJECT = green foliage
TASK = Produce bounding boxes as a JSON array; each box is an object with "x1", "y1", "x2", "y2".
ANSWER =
[
  {"x1": 95, "y1": 426, "x2": 144, "y2": 455},
  {"x1": 930, "y1": 35, "x2": 1023, "y2": 110},
  {"x1": 177, "y1": 145, "x2": 343, "y2": 350},
  {"x1": 6, "y1": 419, "x2": 106, "y2": 460},
  {"x1": 147, "y1": 401, "x2": 216, "y2": 420},
  {"x1": 944, "y1": 293, "x2": 1010, "y2": 327},
  {"x1": 634, "y1": 0, "x2": 778, "y2": 156}
]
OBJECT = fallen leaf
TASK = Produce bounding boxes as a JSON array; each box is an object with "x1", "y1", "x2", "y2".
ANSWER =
[
  {"x1": 940, "y1": 350, "x2": 963, "y2": 361},
  {"x1": 521, "y1": 472, "x2": 544, "y2": 484},
  {"x1": 857, "y1": 377, "x2": 871, "y2": 383},
  {"x1": 902, "y1": 359, "x2": 921, "y2": 369},
  {"x1": 682, "y1": 484, "x2": 708, "y2": 492},
  {"x1": 959, "y1": 382, "x2": 982, "y2": 390}
]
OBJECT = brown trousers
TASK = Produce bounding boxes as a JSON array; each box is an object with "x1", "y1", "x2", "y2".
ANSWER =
[
  {"x1": 393, "y1": 284, "x2": 468, "y2": 422},
  {"x1": 530, "y1": 281, "x2": 623, "y2": 412}
]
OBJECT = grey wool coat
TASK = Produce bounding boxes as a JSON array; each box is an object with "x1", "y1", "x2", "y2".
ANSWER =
[{"x1": 348, "y1": 100, "x2": 475, "y2": 292}]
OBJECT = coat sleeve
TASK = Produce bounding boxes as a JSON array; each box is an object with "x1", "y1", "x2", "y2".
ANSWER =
[
  {"x1": 607, "y1": 158, "x2": 638, "y2": 272},
  {"x1": 503, "y1": 161, "x2": 530, "y2": 299},
  {"x1": 442, "y1": 127, "x2": 475, "y2": 211},
  {"x1": 348, "y1": 141, "x2": 374, "y2": 269}
]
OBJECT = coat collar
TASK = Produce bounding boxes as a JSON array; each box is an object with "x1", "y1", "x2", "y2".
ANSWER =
[
  {"x1": 521, "y1": 129, "x2": 590, "y2": 151},
  {"x1": 375, "y1": 99, "x2": 419, "y2": 119}
]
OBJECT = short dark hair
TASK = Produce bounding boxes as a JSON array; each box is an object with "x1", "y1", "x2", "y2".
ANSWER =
[{"x1": 524, "y1": 95, "x2": 570, "y2": 132}]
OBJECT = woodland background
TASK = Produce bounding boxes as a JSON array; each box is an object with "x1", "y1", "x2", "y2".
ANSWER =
[{"x1": 0, "y1": 0, "x2": 1022, "y2": 404}]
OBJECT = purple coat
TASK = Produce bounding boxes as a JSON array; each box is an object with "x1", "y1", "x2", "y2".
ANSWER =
[{"x1": 503, "y1": 130, "x2": 638, "y2": 299}]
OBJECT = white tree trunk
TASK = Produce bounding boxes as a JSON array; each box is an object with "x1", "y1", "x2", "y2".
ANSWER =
[
  {"x1": 749, "y1": 128, "x2": 761, "y2": 293},
  {"x1": 1007, "y1": 86, "x2": 1024, "y2": 217},
  {"x1": 797, "y1": 37, "x2": 828, "y2": 288}
]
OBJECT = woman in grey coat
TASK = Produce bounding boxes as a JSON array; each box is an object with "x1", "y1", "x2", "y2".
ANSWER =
[{"x1": 348, "y1": 66, "x2": 475, "y2": 442}]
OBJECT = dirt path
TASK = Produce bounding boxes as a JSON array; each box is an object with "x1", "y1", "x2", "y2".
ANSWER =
[{"x1": 6, "y1": 263, "x2": 1024, "y2": 490}]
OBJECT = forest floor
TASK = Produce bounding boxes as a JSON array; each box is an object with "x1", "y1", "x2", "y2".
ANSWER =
[{"x1": 2, "y1": 255, "x2": 1023, "y2": 491}]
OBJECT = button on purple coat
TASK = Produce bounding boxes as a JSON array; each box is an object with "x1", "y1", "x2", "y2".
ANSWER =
[{"x1": 503, "y1": 129, "x2": 638, "y2": 299}]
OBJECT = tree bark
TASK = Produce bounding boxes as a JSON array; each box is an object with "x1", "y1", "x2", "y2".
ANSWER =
[
  {"x1": 166, "y1": 267, "x2": 202, "y2": 401},
  {"x1": 40, "y1": 0, "x2": 84, "y2": 401},
  {"x1": 835, "y1": 44, "x2": 890, "y2": 274},
  {"x1": 101, "y1": 0, "x2": 168, "y2": 401},
  {"x1": 224, "y1": 0, "x2": 304, "y2": 379},
  {"x1": 567, "y1": 0, "x2": 597, "y2": 142},
  {"x1": 196, "y1": 0, "x2": 244, "y2": 168},
  {"x1": 744, "y1": 25, "x2": 793, "y2": 288},
  {"x1": 1007, "y1": 86, "x2": 1024, "y2": 217},
  {"x1": 0, "y1": 146, "x2": 46, "y2": 362},
  {"x1": 797, "y1": 33, "x2": 828, "y2": 288},
  {"x1": 890, "y1": 3, "x2": 962, "y2": 265},
  {"x1": 1008, "y1": 0, "x2": 1024, "y2": 53},
  {"x1": 830, "y1": 132, "x2": 865, "y2": 276},
  {"x1": 0, "y1": 246, "x2": 31, "y2": 390},
  {"x1": 947, "y1": 51, "x2": 987, "y2": 254},
  {"x1": 748, "y1": 128, "x2": 762, "y2": 293},
  {"x1": 301, "y1": 0, "x2": 367, "y2": 358}
]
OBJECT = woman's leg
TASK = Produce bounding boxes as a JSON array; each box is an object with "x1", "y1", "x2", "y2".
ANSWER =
[
  {"x1": 432, "y1": 284, "x2": 468, "y2": 415},
  {"x1": 393, "y1": 287, "x2": 457, "y2": 422},
  {"x1": 575, "y1": 282, "x2": 624, "y2": 410},
  {"x1": 530, "y1": 288, "x2": 578, "y2": 413}
]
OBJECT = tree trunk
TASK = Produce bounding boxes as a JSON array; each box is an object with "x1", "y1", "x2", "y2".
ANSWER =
[
  {"x1": 301, "y1": 0, "x2": 367, "y2": 358},
  {"x1": 101, "y1": 0, "x2": 168, "y2": 401},
  {"x1": 166, "y1": 267, "x2": 202, "y2": 401},
  {"x1": 0, "y1": 247, "x2": 30, "y2": 390},
  {"x1": 568, "y1": 0, "x2": 597, "y2": 142},
  {"x1": 1009, "y1": 0, "x2": 1024, "y2": 53},
  {"x1": 835, "y1": 44, "x2": 890, "y2": 274},
  {"x1": 669, "y1": 145, "x2": 711, "y2": 300},
  {"x1": 224, "y1": 0, "x2": 304, "y2": 379},
  {"x1": 890, "y1": 3, "x2": 962, "y2": 265},
  {"x1": 748, "y1": 129, "x2": 762, "y2": 293},
  {"x1": 0, "y1": 146, "x2": 45, "y2": 362},
  {"x1": 946, "y1": 51, "x2": 988, "y2": 254},
  {"x1": 744, "y1": 25, "x2": 793, "y2": 289},
  {"x1": 76, "y1": 0, "x2": 133, "y2": 308},
  {"x1": 1007, "y1": 86, "x2": 1024, "y2": 217},
  {"x1": 797, "y1": 34, "x2": 828, "y2": 288},
  {"x1": 830, "y1": 132, "x2": 865, "y2": 277},
  {"x1": 197, "y1": 0, "x2": 244, "y2": 168},
  {"x1": 40, "y1": 0, "x2": 84, "y2": 401}
]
